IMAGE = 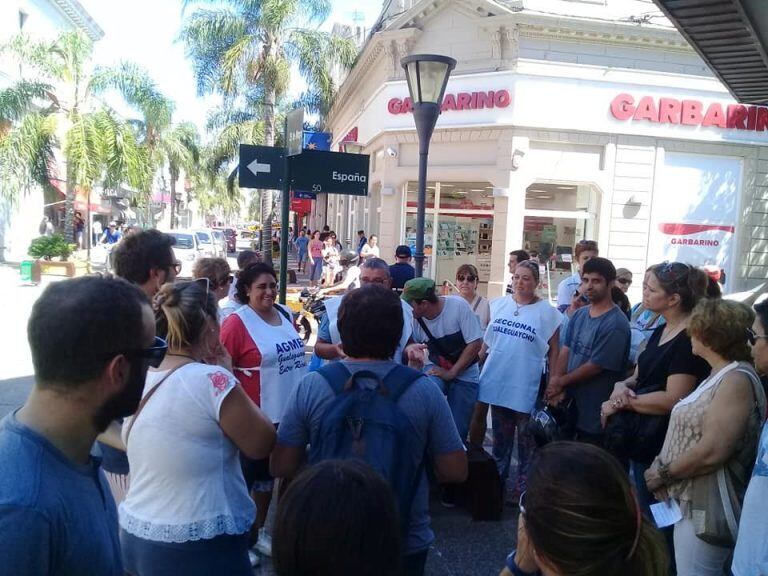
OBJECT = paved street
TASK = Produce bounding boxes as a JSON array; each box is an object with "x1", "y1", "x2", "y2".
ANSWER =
[{"x1": 0, "y1": 260, "x2": 518, "y2": 576}]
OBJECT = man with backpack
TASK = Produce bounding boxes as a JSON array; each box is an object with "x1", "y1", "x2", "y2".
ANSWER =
[{"x1": 271, "y1": 285, "x2": 467, "y2": 576}]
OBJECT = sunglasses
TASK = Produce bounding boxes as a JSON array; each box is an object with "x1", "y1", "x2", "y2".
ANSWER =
[
  {"x1": 122, "y1": 336, "x2": 168, "y2": 368},
  {"x1": 747, "y1": 327, "x2": 768, "y2": 346},
  {"x1": 213, "y1": 275, "x2": 234, "y2": 289},
  {"x1": 457, "y1": 275, "x2": 477, "y2": 282},
  {"x1": 617, "y1": 278, "x2": 632, "y2": 285},
  {"x1": 657, "y1": 261, "x2": 690, "y2": 283}
]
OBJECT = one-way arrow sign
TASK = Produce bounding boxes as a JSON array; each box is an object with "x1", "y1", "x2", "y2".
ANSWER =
[{"x1": 238, "y1": 144, "x2": 285, "y2": 190}]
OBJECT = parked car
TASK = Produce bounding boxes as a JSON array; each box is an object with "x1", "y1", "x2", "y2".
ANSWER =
[
  {"x1": 193, "y1": 229, "x2": 221, "y2": 258},
  {"x1": 211, "y1": 229, "x2": 227, "y2": 256},
  {"x1": 166, "y1": 230, "x2": 205, "y2": 278},
  {"x1": 237, "y1": 229, "x2": 259, "y2": 252}
]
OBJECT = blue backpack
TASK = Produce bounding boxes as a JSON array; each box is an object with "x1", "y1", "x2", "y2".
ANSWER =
[{"x1": 310, "y1": 363, "x2": 425, "y2": 534}]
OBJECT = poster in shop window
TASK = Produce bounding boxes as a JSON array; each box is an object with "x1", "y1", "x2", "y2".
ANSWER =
[{"x1": 647, "y1": 152, "x2": 741, "y2": 283}]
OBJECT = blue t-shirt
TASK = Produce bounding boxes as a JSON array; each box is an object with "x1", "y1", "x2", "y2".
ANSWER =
[
  {"x1": 0, "y1": 412, "x2": 122, "y2": 575},
  {"x1": 277, "y1": 360, "x2": 464, "y2": 554},
  {"x1": 564, "y1": 305, "x2": 630, "y2": 435},
  {"x1": 389, "y1": 263, "x2": 415, "y2": 291},
  {"x1": 733, "y1": 422, "x2": 768, "y2": 575},
  {"x1": 295, "y1": 236, "x2": 309, "y2": 254}
]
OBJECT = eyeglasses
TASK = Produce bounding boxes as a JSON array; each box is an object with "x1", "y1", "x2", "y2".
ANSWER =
[
  {"x1": 456, "y1": 275, "x2": 477, "y2": 282},
  {"x1": 122, "y1": 336, "x2": 168, "y2": 368},
  {"x1": 617, "y1": 278, "x2": 632, "y2": 286},
  {"x1": 747, "y1": 327, "x2": 768, "y2": 346},
  {"x1": 577, "y1": 240, "x2": 598, "y2": 248}
]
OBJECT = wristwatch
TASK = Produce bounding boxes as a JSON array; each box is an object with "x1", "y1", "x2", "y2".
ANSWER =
[{"x1": 505, "y1": 551, "x2": 538, "y2": 576}]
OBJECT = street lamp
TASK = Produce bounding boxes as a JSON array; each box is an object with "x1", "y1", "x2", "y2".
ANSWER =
[{"x1": 401, "y1": 54, "x2": 456, "y2": 277}]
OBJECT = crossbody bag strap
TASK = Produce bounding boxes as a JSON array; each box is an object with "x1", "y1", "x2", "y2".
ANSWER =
[
  {"x1": 125, "y1": 362, "x2": 191, "y2": 446},
  {"x1": 717, "y1": 466, "x2": 739, "y2": 540},
  {"x1": 472, "y1": 296, "x2": 482, "y2": 313},
  {"x1": 416, "y1": 317, "x2": 450, "y2": 358}
]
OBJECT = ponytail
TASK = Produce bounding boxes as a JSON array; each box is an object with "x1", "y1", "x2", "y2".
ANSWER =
[{"x1": 154, "y1": 281, "x2": 217, "y2": 349}]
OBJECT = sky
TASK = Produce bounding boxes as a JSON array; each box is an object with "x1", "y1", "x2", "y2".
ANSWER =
[{"x1": 77, "y1": 0, "x2": 383, "y2": 137}]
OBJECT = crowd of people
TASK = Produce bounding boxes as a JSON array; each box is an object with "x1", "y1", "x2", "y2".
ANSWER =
[{"x1": 2, "y1": 226, "x2": 768, "y2": 576}]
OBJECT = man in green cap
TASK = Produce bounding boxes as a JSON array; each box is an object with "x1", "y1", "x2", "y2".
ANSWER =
[{"x1": 402, "y1": 277, "x2": 483, "y2": 447}]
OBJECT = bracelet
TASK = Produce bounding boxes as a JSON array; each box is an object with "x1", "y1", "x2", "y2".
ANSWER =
[
  {"x1": 658, "y1": 461, "x2": 674, "y2": 485},
  {"x1": 505, "y1": 551, "x2": 538, "y2": 576}
]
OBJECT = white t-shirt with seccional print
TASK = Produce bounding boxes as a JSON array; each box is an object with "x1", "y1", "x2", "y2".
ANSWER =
[
  {"x1": 479, "y1": 297, "x2": 563, "y2": 413},
  {"x1": 119, "y1": 363, "x2": 255, "y2": 543}
]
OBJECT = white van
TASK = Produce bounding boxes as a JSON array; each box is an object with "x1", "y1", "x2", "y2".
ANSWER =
[
  {"x1": 194, "y1": 229, "x2": 222, "y2": 258},
  {"x1": 166, "y1": 230, "x2": 209, "y2": 278}
]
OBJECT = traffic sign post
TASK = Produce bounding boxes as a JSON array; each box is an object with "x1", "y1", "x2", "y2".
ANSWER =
[{"x1": 238, "y1": 126, "x2": 370, "y2": 304}]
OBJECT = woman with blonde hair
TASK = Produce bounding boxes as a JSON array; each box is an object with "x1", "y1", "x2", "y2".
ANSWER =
[
  {"x1": 502, "y1": 442, "x2": 668, "y2": 576},
  {"x1": 192, "y1": 257, "x2": 235, "y2": 320},
  {"x1": 119, "y1": 281, "x2": 275, "y2": 575},
  {"x1": 645, "y1": 298, "x2": 766, "y2": 576}
]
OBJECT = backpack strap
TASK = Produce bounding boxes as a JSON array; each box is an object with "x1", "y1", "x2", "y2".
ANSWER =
[
  {"x1": 273, "y1": 303, "x2": 291, "y2": 322},
  {"x1": 382, "y1": 364, "x2": 424, "y2": 402},
  {"x1": 317, "y1": 363, "x2": 353, "y2": 395}
]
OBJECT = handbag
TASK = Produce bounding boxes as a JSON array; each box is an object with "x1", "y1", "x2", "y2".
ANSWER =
[
  {"x1": 604, "y1": 333, "x2": 677, "y2": 463},
  {"x1": 690, "y1": 366, "x2": 765, "y2": 546},
  {"x1": 416, "y1": 317, "x2": 474, "y2": 371}
]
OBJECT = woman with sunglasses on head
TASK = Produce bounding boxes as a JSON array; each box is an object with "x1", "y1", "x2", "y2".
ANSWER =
[
  {"x1": 455, "y1": 264, "x2": 490, "y2": 330},
  {"x1": 471, "y1": 261, "x2": 561, "y2": 498},
  {"x1": 602, "y1": 263, "x2": 710, "y2": 520},
  {"x1": 502, "y1": 442, "x2": 668, "y2": 576},
  {"x1": 220, "y1": 263, "x2": 306, "y2": 566},
  {"x1": 192, "y1": 257, "x2": 236, "y2": 321},
  {"x1": 642, "y1": 298, "x2": 766, "y2": 576},
  {"x1": 616, "y1": 268, "x2": 633, "y2": 294},
  {"x1": 119, "y1": 281, "x2": 275, "y2": 576}
]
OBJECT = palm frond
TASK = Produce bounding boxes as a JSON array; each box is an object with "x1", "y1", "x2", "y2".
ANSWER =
[
  {"x1": 0, "y1": 81, "x2": 58, "y2": 123},
  {"x1": 0, "y1": 112, "x2": 57, "y2": 203}
]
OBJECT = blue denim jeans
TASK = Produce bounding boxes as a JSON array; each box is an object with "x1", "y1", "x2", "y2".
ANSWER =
[{"x1": 428, "y1": 376, "x2": 478, "y2": 443}]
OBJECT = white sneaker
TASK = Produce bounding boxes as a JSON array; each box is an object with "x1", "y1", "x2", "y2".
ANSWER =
[
  {"x1": 248, "y1": 549, "x2": 260, "y2": 567},
  {"x1": 255, "y1": 528, "x2": 272, "y2": 557}
]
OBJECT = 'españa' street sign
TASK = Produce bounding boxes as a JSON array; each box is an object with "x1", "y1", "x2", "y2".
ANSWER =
[
  {"x1": 238, "y1": 144, "x2": 285, "y2": 190},
  {"x1": 290, "y1": 150, "x2": 370, "y2": 196}
]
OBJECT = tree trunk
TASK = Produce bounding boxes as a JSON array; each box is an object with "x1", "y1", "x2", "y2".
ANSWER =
[
  {"x1": 64, "y1": 163, "x2": 75, "y2": 242},
  {"x1": 261, "y1": 88, "x2": 276, "y2": 266},
  {"x1": 170, "y1": 175, "x2": 177, "y2": 229}
]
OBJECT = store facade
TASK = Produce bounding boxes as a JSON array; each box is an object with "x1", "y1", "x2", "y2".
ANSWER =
[{"x1": 318, "y1": 0, "x2": 768, "y2": 300}]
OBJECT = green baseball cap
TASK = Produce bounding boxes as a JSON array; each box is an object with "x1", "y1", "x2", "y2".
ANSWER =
[{"x1": 401, "y1": 277, "x2": 436, "y2": 303}]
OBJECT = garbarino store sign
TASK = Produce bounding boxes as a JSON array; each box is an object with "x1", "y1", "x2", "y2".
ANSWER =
[
  {"x1": 388, "y1": 89, "x2": 511, "y2": 114},
  {"x1": 611, "y1": 93, "x2": 768, "y2": 132}
]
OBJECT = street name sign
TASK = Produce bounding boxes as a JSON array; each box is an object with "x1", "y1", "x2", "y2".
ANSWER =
[
  {"x1": 290, "y1": 150, "x2": 370, "y2": 196},
  {"x1": 238, "y1": 144, "x2": 285, "y2": 189},
  {"x1": 286, "y1": 108, "x2": 305, "y2": 156}
]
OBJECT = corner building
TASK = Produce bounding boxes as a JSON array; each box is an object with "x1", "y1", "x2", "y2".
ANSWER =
[{"x1": 317, "y1": 0, "x2": 768, "y2": 300}]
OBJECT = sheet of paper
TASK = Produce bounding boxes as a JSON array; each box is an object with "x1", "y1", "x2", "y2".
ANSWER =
[{"x1": 650, "y1": 500, "x2": 683, "y2": 528}]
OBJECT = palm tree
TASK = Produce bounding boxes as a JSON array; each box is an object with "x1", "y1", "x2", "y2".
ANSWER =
[
  {"x1": 0, "y1": 31, "x2": 172, "y2": 238},
  {"x1": 181, "y1": 0, "x2": 358, "y2": 264},
  {"x1": 153, "y1": 122, "x2": 201, "y2": 229}
]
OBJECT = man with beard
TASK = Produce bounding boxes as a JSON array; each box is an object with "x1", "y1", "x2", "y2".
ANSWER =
[{"x1": 0, "y1": 276, "x2": 164, "y2": 575}]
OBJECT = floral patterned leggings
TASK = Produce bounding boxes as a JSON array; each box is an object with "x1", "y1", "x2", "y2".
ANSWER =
[{"x1": 491, "y1": 405, "x2": 536, "y2": 497}]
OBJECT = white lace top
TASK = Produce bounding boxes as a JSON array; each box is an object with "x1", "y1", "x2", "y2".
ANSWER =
[{"x1": 119, "y1": 363, "x2": 255, "y2": 542}]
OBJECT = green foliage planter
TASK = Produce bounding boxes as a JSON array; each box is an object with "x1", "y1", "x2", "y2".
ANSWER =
[
  {"x1": 28, "y1": 234, "x2": 78, "y2": 277},
  {"x1": 28, "y1": 234, "x2": 74, "y2": 261}
]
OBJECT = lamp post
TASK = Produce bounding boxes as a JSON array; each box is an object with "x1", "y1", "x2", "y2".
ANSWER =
[{"x1": 400, "y1": 54, "x2": 456, "y2": 277}]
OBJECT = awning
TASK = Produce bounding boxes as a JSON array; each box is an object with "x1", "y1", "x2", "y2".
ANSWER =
[
  {"x1": 49, "y1": 179, "x2": 110, "y2": 214},
  {"x1": 653, "y1": 0, "x2": 768, "y2": 104}
]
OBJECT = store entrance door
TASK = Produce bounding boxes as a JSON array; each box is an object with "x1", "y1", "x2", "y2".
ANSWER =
[{"x1": 523, "y1": 182, "x2": 600, "y2": 303}]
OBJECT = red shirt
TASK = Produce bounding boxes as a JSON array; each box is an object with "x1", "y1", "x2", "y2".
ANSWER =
[{"x1": 220, "y1": 314, "x2": 263, "y2": 405}]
